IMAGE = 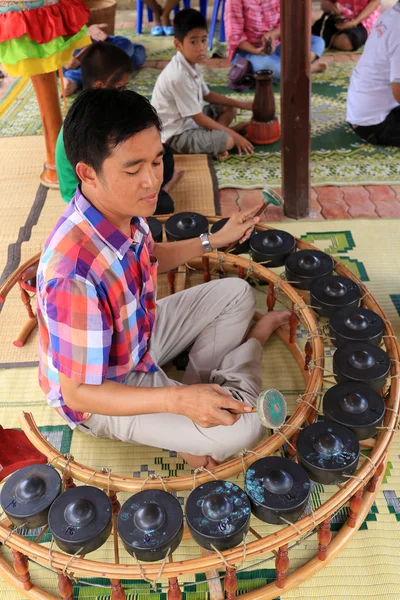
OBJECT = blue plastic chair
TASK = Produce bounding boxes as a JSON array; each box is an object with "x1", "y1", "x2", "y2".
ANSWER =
[
  {"x1": 208, "y1": 0, "x2": 225, "y2": 50},
  {"x1": 136, "y1": 0, "x2": 207, "y2": 34}
]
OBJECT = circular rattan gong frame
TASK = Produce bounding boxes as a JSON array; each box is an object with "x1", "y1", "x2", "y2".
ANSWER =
[{"x1": 0, "y1": 221, "x2": 398, "y2": 599}]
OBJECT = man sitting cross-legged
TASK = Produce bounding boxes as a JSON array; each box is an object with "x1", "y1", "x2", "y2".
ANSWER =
[{"x1": 37, "y1": 88, "x2": 290, "y2": 469}]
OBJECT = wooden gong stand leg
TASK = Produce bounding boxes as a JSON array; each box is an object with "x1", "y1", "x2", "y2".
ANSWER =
[
  {"x1": 304, "y1": 339, "x2": 312, "y2": 371},
  {"x1": 368, "y1": 456, "x2": 385, "y2": 493},
  {"x1": 12, "y1": 551, "x2": 32, "y2": 592},
  {"x1": 275, "y1": 544, "x2": 289, "y2": 589},
  {"x1": 224, "y1": 566, "x2": 238, "y2": 600},
  {"x1": 347, "y1": 487, "x2": 364, "y2": 528},
  {"x1": 30, "y1": 72, "x2": 62, "y2": 189},
  {"x1": 168, "y1": 577, "x2": 182, "y2": 600},
  {"x1": 267, "y1": 281, "x2": 275, "y2": 312},
  {"x1": 287, "y1": 430, "x2": 300, "y2": 459},
  {"x1": 317, "y1": 517, "x2": 332, "y2": 561},
  {"x1": 57, "y1": 572, "x2": 73, "y2": 600},
  {"x1": 289, "y1": 301, "x2": 298, "y2": 344},
  {"x1": 19, "y1": 284, "x2": 35, "y2": 319}
]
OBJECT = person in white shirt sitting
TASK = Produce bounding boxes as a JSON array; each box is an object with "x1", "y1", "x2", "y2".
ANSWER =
[{"x1": 346, "y1": 1, "x2": 400, "y2": 147}]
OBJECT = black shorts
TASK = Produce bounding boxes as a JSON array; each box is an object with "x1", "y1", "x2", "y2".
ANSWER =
[
  {"x1": 349, "y1": 106, "x2": 400, "y2": 148},
  {"x1": 312, "y1": 13, "x2": 368, "y2": 51}
]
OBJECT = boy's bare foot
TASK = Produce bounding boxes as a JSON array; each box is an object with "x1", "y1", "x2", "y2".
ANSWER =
[
  {"x1": 246, "y1": 310, "x2": 291, "y2": 346},
  {"x1": 63, "y1": 78, "x2": 77, "y2": 97},
  {"x1": 311, "y1": 60, "x2": 328, "y2": 74},
  {"x1": 232, "y1": 121, "x2": 250, "y2": 135},
  {"x1": 162, "y1": 167, "x2": 185, "y2": 193},
  {"x1": 216, "y1": 151, "x2": 229, "y2": 161},
  {"x1": 178, "y1": 452, "x2": 220, "y2": 469}
]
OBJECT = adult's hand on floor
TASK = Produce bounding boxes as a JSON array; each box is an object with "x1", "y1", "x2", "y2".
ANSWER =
[{"x1": 173, "y1": 384, "x2": 252, "y2": 428}]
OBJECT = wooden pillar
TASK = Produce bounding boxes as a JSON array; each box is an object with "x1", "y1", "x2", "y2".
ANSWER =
[
  {"x1": 368, "y1": 458, "x2": 385, "y2": 493},
  {"x1": 168, "y1": 577, "x2": 182, "y2": 600},
  {"x1": 57, "y1": 573, "x2": 74, "y2": 600},
  {"x1": 280, "y1": 0, "x2": 311, "y2": 218},
  {"x1": 224, "y1": 566, "x2": 238, "y2": 600}
]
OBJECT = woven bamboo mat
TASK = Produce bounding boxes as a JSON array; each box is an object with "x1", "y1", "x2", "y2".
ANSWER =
[{"x1": 0, "y1": 220, "x2": 399, "y2": 598}]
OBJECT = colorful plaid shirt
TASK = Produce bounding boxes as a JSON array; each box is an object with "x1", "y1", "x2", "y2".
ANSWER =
[
  {"x1": 37, "y1": 189, "x2": 157, "y2": 428},
  {"x1": 338, "y1": 1, "x2": 380, "y2": 35},
  {"x1": 225, "y1": 0, "x2": 281, "y2": 62}
]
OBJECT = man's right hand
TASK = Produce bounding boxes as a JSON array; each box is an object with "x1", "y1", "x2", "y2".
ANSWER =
[
  {"x1": 232, "y1": 132, "x2": 254, "y2": 156},
  {"x1": 172, "y1": 384, "x2": 253, "y2": 428}
]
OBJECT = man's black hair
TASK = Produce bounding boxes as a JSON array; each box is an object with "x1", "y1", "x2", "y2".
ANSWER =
[
  {"x1": 63, "y1": 87, "x2": 161, "y2": 175},
  {"x1": 81, "y1": 42, "x2": 133, "y2": 90},
  {"x1": 174, "y1": 8, "x2": 207, "y2": 42}
]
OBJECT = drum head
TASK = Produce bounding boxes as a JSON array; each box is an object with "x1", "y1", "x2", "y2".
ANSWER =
[
  {"x1": 48, "y1": 486, "x2": 112, "y2": 555},
  {"x1": 310, "y1": 275, "x2": 360, "y2": 316},
  {"x1": 285, "y1": 250, "x2": 334, "y2": 289},
  {"x1": 118, "y1": 489, "x2": 183, "y2": 562},
  {"x1": 245, "y1": 457, "x2": 310, "y2": 524},
  {"x1": 333, "y1": 342, "x2": 390, "y2": 389},
  {"x1": 165, "y1": 212, "x2": 209, "y2": 241},
  {"x1": 330, "y1": 307, "x2": 384, "y2": 346},
  {"x1": 186, "y1": 481, "x2": 251, "y2": 551},
  {"x1": 1, "y1": 464, "x2": 61, "y2": 528},
  {"x1": 250, "y1": 230, "x2": 296, "y2": 267}
]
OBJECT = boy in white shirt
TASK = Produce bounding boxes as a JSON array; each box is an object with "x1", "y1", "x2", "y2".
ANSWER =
[
  {"x1": 151, "y1": 8, "x2": 255, "y2": 159},
  {"x1": 346, "y1": 1, "x2": 400, "y2": 146}
]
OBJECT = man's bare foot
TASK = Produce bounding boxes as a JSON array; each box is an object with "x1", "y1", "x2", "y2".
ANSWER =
[
  {"x1": 63, "y1": 78, "x2": 77, "y2": 97},
  {"x1": 178, "y1": 452, "x2": 220, "y2": 469},
  {"x1": 162, "y1": 167, "x2": 185, "y2": 193},
  {"x1": 311, "y1": 60, "x2": 328, "y2": 74},
  {"x1": 246, "y1": 310, "x2": 291, "y2": 345},
  {"x1": 216, "y1": 150, "x2": 229, "y2": 161},
  {"x1": 232, "y1": 121, "x2": 249, "y2": 135}
]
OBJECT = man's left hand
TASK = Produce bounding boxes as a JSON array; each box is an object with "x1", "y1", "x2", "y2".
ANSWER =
[
  {"x1": 335, "y1": 19, "x2": 357, "y2": 30},
  {"x1": 210, "y1": 205, "x2": 264, "y2": 249},
  {"x1": 88, "y1": 23, "x2": 108, "y2": 41}
]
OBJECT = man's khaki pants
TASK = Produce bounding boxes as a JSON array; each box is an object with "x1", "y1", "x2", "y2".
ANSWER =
[{"x1": 79, "y1": 278, "x2": 265, "y2": 461}]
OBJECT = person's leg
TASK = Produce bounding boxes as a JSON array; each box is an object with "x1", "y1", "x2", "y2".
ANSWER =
[
  {"x1": 168, "y1": 128, "x2": 233, "y2": 159},
  {"x1": 331, "y1": 32, "x2": 354, "y2": 51},
  {"x1": 310, "y1": 34, "x2": 326, "y2": 61},
  {"x1": 80, "y1": 279, "x2": 289, "y2": 463},
  {"x1": 352, "y1": 107, "x2": 400, "y2": 147},
  {"x1": 142, "y1": 0, "x2": 163, "y2": 25},
  {"x1": 161, "y1": 0, "x2": 180, "y2": 28},
  {"x1": 331, "y1": 23, "x2": 368, "y2": 51},
  {"x1": 106, "y1": 36, "x2": 146, "y2": 69}
]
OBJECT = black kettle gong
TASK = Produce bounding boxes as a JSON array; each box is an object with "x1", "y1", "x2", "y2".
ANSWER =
[
  {"x1": 250, "y1": 230, "x2": 296, "y2": 267},
  {"x1": 329, "y1": 307, "x2": 385, "y2": 348},
  {"x1": 186, "y1": 481, "x2": 251, "y2": 552},
  {"x1": 323, "y1": 382, "x2": 385, "y2": 441},
  {"x1": 310, "y1": 275, "x2": 361, "y2": 318},
  {"x1": 147, "y1": 217, "x2": 163, "y2": 243},
  {"x1": 118, "y1": 489, "x2": 183, "y2": 562},
  {"x1": 333, "y1": 341, "x2": 391, "y2": 391},
  {"x1": 210, "y1": 218, "x2": 251, "y2": 255},
  {"x1": 285, "y1": 250, "x2": 335, "y2": 290},
  {"x1": 0, "y1": 464, "x2": 61, "y2": 529},
  {"x1": 245, "y1": 457, "x2": 310, "y2": 524},
  {"x1": 48, "y1": 486, "x2": 112, "y2": 555},
  {"x1": 165, "y1": 212, "x2": 209, "y2": 241},
  {"x1": 297, "y1": 422, "x2": 360, "y2": 485}
]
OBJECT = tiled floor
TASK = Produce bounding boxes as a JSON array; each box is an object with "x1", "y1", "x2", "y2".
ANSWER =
[{"x1": 0, "y1": 8, "x2": 397, "y2": 222}]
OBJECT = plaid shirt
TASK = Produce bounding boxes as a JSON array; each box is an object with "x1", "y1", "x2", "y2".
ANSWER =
[
  {"x1": 37, "y1": 189, "x2": 157, "y2": 428},
  {"x1": 338, "y1": 1, "x2": 380, "y2": 35},
  {"x1": 225, "y1": 0, "x2": 281, "y2": 62}
]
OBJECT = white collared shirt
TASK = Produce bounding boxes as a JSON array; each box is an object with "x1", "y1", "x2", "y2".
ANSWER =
[
  {"x1": 151, "y1": 51, "x2": 210, "y2": 142},
  {"x1": 346, "y1": 3, "x2": 400, "y2": 126}
]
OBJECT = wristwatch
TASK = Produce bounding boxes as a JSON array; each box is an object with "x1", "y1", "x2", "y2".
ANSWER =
[{"x1": 200, "y1": 232, "x2": 213, "y2": 253}]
